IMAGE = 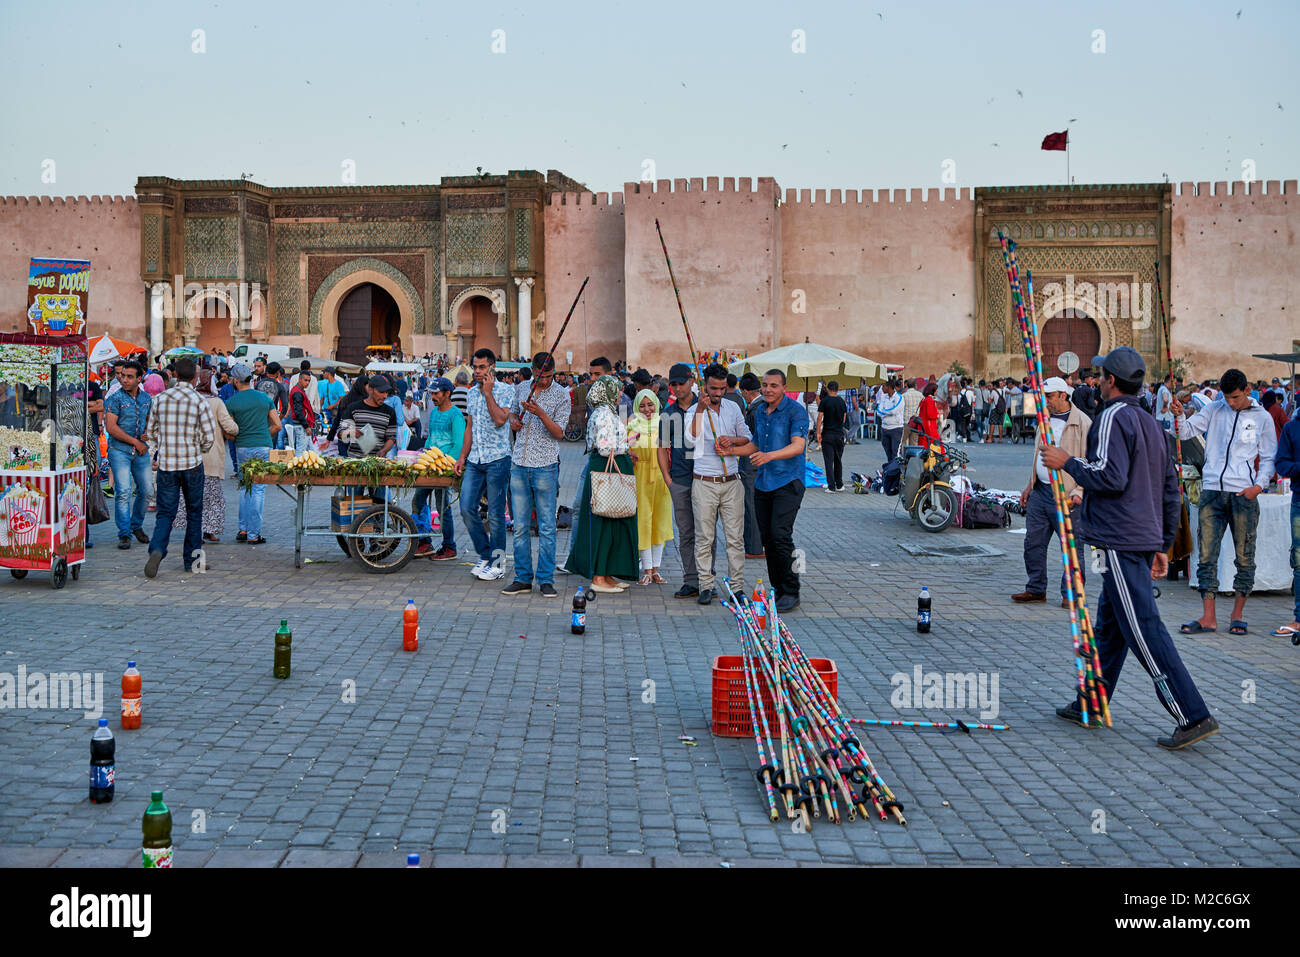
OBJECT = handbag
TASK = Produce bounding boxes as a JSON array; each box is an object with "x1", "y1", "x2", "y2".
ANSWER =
[
  {"x1": 589, "y1": 453, "x2": 637, "y2": 518},
  {"x1": 87, "y1": 476, "x2": 110, "y2": 525}
]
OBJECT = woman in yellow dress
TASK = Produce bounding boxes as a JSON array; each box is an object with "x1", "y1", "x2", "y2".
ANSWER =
[{"x1": 627, "y1": 388, "x2": 674, "y2": 585}]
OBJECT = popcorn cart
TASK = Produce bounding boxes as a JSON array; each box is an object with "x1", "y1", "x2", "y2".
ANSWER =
[{"x1": 0, "y1": 333, "x2": 88, "y2": 588}]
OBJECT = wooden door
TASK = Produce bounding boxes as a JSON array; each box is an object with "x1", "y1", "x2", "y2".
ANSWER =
[
  {"x1": 337, "y1": 285, "x2": 372, "y2": 364},
  {"x1": 1040, "y1": 312, "x2": 1100, "y2": 375}
]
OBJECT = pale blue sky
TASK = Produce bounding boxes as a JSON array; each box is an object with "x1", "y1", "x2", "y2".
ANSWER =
[{"x1": 1, "y1": 0, "x2": 1295, "y2": 195}]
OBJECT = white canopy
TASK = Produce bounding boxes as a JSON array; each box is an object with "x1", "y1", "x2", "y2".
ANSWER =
[{"x1": 364, "y1": 361, "x2": 423, "y2": 373}]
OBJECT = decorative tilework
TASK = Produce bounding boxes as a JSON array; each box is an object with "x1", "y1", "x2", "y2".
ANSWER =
[
  {"x1": 161, "y1": 217, "x2": 170, "y2": 275},
  {"x1": 513, "y1": 208, "x2": 531, "y2": 270},
  {"x1": 246, "y1": 221, "x2": 268, "y2": 283},
  {"x1": 447, "y1": 193, "x2": 505, "y2": 210},
  {"x1": 446, "y1": 211, "x2": 507, "y2": 277},
  {"x1": 307, "y1": 258, "x2": 425, "y2": 336},
  {"x1": 185, "y1": 217, "x2": 239, "y2": 279},
  {"x1": 143, "y1": 215, "x2": 161, "y2": 274},
  {"x1": 271, "y1": 220, "x2": 440, "y2": 335},
  {"x1": 184, "y1": 197, "x2": 238, "y2": 214}
]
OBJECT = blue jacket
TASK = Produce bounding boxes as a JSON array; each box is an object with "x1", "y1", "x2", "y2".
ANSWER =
[
  {"x1": 1063, "y1": 394, "x2": 1180, "y2": 553},
  {"x1": 1274, "y1": 418, "x2": 1300, "y2": 505}
]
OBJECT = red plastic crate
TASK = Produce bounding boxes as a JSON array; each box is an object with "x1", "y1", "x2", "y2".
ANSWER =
[{"x1": 711, "y1": 655, "x2": 837, "y2": 738}]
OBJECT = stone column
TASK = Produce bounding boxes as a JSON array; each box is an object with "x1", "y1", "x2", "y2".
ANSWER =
[{"x1": 514, "y1": 277, "x2": 534, "y2": 360}]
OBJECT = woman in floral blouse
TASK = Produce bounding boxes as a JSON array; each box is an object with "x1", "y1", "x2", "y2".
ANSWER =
[{"x1": 563, "y1": 375, "x2": 639, "y2": 592}]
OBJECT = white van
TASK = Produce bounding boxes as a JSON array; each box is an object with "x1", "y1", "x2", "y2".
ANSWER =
[{"x1": 229, "y1": 343, "x2": 305, "y2": 366}]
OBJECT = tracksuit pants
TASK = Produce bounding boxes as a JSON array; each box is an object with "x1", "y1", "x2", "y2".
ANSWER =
[{"x1": 1085, "y1": 547, "x2": 1211, "y2": 728}]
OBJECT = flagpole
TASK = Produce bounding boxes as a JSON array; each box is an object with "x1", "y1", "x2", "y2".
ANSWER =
[{"x1": 1066, "y1": 133, "x2": 1070, "y2": 186}]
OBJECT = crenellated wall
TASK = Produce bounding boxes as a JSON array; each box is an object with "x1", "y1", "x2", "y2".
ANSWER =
[
  {"x1": 622, "y1": 177, "x2": 782, "y2": 374},
  {"x1": 1171, "y1": 179, "x2": 1298, "y2": 380},
  {"x1": 542, "y1": 190, "x2": 626, "y2": 369},
  {"x1": 0, "y1": 196, "x2": 142, "y2": 340},
  {"x1": 780, "y1": 187, "x2": 976, "y2": 377}
]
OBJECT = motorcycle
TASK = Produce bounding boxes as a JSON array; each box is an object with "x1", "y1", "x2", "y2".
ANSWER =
[{"x1": 899, "y1": 430, "x2": 967, "y2": 533}]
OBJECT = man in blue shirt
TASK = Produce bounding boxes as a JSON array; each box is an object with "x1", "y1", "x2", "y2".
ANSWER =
[
  {"x1": 748, "y1": 368, "x2": 808, "y2": 612},
  {"x1": 103, "y1": 360, "x2": 153, "y2": 549}
]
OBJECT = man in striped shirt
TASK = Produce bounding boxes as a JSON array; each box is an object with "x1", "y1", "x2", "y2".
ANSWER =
[
  {"x1": 143, "y1": 357, "x2": 218, "y2": 578},
  {"x1": 451, "y1": 370, "x2": 470, "y2": 414}
]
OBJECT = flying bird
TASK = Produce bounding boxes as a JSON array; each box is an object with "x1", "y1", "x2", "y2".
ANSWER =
[
  {"x1": 1016, "y1": 89, "x2": 1023, "y2": 98},
  {"x1": 1278, "y1": 102, "x2": 1284, "y2": 111},
  {"x1": 1236, "y1": 9, "x2": 1242, "y2": 18}
]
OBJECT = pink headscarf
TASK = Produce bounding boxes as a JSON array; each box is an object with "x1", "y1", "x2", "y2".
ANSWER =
[{"x1": 142, "y1": 372, "x2": 165, "y2": 396}]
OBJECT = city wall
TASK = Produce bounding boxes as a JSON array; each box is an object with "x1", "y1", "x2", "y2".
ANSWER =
[
  {"x1": 0, "y1": 196, "x2": 142, "y2": 341},
  {"x1": 542, "y1": 190, "x2": 626, "y2": 370}
]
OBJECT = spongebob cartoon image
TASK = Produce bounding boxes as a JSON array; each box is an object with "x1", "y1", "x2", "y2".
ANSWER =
[{"x1": 27, "y1": 295, "x2": 85, "y2": 336}]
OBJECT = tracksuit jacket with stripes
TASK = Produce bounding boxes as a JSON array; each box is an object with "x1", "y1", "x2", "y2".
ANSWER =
[{"x1": 1062, "y1": 394, "x2": 1181, "y2": 553}]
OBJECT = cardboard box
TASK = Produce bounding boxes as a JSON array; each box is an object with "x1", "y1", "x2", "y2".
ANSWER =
[
  {"x1": 269, "y1": 450, "x2": 294, "y2": 464},
  {"x1": 331, "y1": 494, "x2": 372, "y2": 531}
]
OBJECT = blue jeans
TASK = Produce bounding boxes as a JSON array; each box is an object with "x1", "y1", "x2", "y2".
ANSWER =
[
  {"x1": 412, "y1": 486, "x2": 455, "y2": 549},
  {"x1": 285, "y1": 423, "x2": 310, "y2": 453},
  {"x1": 150, "y1": 466, "x2": 204, "y2": 567},
  {"x1": 226, "y1": 439, "x2": 238, "y2": 478},
  {"x1": 1196, "y1": 488, "x2": 1260, "y2": 596},
  {"x1": 460, "y1": 455, "x2": 510, "y2": 564},
  {"x1": 107, "y1": 446, "x2": 151, "y2": 539},
  {"x1": 1291, "y1": 502, "x2": 1300, "y2": 622},
  {"x1": 236, "y1": 446, "x2": 270, "y2": 537},
  {"x1": 510, "y1": 461, "x2": 559, "y2": 585},
  {"x1": 272, "y1": 423, "x2": 287, "y2": 450}
]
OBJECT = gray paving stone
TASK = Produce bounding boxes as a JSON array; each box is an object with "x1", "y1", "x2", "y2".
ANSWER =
[{"x1": 205, "y1": 849, "x2": 288, "y2": 868}]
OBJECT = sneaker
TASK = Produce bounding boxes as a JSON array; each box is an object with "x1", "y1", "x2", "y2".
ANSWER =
[
  {"x1": 539, "y1": 583, "x2": 558, "y2": 598},
  {"x1": 144, "y1": 551, "x2": 163, "y2": 578},
  {"x1": 415, "y1": 543, "x2": 435, "y2": 558},
  {"x1": 501, "y1": 580, "x2": 532, "y2": 596},
  {"x1": 697, "y1": 588, "x2": 713, "y2": 605},
  {"x1": 1055, "y1": 701, "x2": 1083, "y2": 722},
  {"x1": 775, "y1": 594, "x2": 800, "y2": 613},
  {"x1": 431, "y1": 546, "x2": 458, "y2": 561},
  {"x1": 474, "y1": 563, "x2": 505, "y2": 582},
  {"x1": 470, "y1": 560, "x2": 489, "y2": 577},
  {"x1": 675, "y1": 584, "x2": 699, "y2": 599},
  {"x1": 118, "y1": 536, "x2": 131, "y2": 550},
  {"x1": 1157, "y1": 715, "x2": 1220, "y2": 750}
]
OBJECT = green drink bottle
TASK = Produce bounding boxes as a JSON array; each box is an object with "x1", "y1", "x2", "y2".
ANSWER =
[
  {"x1": 274, "y1": 619, "x2": 292, "y2": 679},
  {"x1": 142, "y1": 790, "x2": 173, "y2": 868}
]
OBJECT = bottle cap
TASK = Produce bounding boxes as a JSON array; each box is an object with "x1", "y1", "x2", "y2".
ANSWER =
[
  {"x1": 98, "y1": 718, "x2": 107, "y2": 726},
  {"x1": 127, "y1": 661, "x2": 136, "y2": 668},
  {"x1": 281, "y1": 619, "x2": 288, "y2": 626},
  {"x1": 152, "y1": 790, "x2": 163, "y2": 801},
  {"x1": 408, "y1": 598, "x2": 414, "y2": 604},
  {"x1": 407, "y1": 854, "x2": 420, "y2": 866}
]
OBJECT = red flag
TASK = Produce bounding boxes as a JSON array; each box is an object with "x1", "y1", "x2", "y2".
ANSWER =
[{"x1": 1041, "y1": 131, "x2": 1068, "y2": 151}]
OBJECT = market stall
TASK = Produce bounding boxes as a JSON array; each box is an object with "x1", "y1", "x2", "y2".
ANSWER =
[
  {"x1": 240, "y1": 452, "x2": 457, "y2": 573},
  {"x1": 0, "y1": 333, "x2": 89, "y2": 588},
  {"x1": 1189, "y1": 492, "x2": 1293, "y2": 593}
]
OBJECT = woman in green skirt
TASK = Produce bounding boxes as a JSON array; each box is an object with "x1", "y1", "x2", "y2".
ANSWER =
[{"x1": 564, "y1": 375, "x2": 639, "y2": 592}]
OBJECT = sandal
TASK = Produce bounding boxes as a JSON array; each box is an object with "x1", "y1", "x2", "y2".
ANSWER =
[
  {"x1": 1229, "y1": 620, "x2": 1248, "y2": 636},
  {"x1": 235, "y1": 531, "x2": 247, "y2": 543},
  {"x1": 651, "y1": 570, "x2": 668, "y2": 584},
  {"x1": 1179, "y1": 621, "x2": 1217, "y2": 634},
  {"x1": 1269, "y1": 624, "x2": 1300, "y2": 638},
  {"x1": 638, "y1": 571, "x2": 653, "y2": 586}
]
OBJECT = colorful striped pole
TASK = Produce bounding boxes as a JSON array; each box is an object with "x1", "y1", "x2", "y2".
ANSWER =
[
  {"x1": 1153, "y1": 260, "x2": 1186, "y2": 499},
  {"x1": 848, "y1": 718, "x2": 1009, "y2": 732},
  {"x1": 738, "y1": 622, "x2": 780, "y2": 822},
  {"x1": 655, "y1": 218, "x2": 727, "y2": 477}
]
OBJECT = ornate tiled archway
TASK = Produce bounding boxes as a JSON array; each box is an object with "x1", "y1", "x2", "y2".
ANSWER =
[{"x1": 311, "y1": 258, "x2": 423, "y2": 358}]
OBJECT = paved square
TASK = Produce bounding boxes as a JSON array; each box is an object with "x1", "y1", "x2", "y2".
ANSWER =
[{"x1": 2, "y1": 439, "x2": 1297, "y2": 867}]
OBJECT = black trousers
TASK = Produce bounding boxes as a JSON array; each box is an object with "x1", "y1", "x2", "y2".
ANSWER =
[
  {"x1": 821, "y1": 436, "x2": 845, "y2": 489},
  {"x1": 756, "y1": 479, "x2": 805, "y2": 599}
]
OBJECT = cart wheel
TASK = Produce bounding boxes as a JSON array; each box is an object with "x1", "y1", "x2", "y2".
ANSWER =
[
  {"x1": 564, "y1": 418, "x2": 583, "y2": 442},
  {"x1": 348, "y1": 505, "x2": 416, "y2": 574},
  {"x1": 336, "y1": 535, "x2": 352, "y2": 557},
  {"x1": 50, "y1": 558, "x2": 68, "y2": 590},
  {"x1": 9, "y1": 569, "x2": 28, "y2": 580},
  {"x1": 71, "y1": 564, "x2": 81, "y2": 581}
]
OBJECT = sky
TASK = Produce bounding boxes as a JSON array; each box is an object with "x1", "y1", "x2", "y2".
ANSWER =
[{"x1": 1, "y1": 0, "x2": 1296, "y2": 196}]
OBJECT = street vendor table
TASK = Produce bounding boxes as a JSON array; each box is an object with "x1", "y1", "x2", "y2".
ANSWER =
[
  {"x1": 252, "y1": 473, "x2": 455, "y2": 573},
  {"x1": 1188, "y1": 492, "x2": 1293, "y2": 593}
]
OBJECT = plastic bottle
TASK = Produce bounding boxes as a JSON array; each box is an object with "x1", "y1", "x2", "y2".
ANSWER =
[
  {"x1": 403, "y1": 599, "x2": 419, "y2": 652},
  {"x1": 752, "y1": 581, "x2": 769, "y2": 633},
  {"x1": 917, "y1": 586, "x2": 932, "y2": 633},
  {"x1": 89, "y1": 719, "x2": 114, "y2": 803},
  {"x1": 571, "y1": 587, "x2": 587, "y2": 634},
  {"x1": 141, "y1": 790, "x2": 173, "y2": 868},
  {"x1": 274, "y1": 619, "x2": 292, "y2": 679},
  {"x1": 407, "y1": 853, "x2": 420, "y2": 868},
  {"x1": 121, "y1": 661, "x2": 141, "y2": 730}
]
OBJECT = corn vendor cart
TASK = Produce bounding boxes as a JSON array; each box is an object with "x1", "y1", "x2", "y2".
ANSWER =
[
  {"x1": 0, "y1": 332, "x2": 89, "y2": 588},
  {"x1": 250, "y1": 472, "x2": 456, "y2": 573}
]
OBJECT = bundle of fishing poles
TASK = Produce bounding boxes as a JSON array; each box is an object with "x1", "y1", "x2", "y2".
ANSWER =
[
  {"x1": 997, "y1": 233, "x2": 1112, "y2": 728},
  {"x1": 720, "y1": 578, "x2": 906, "y2": 830}
]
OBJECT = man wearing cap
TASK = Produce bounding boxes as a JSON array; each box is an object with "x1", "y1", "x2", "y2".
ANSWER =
[
  {"x1": 658, "y1": 362, "x2": 715, "y2": 599},
  {"x1": 1012, "y1": 377, "x2": 1091, "y2": 605},
  {"x1": 502, "y1": 351, "x2": 570, "y2": 598},
  {"x1": 338, "y1": 375, "x2": 398, "y2": 461},
  {"x1": 411, "y1": 377, "x2": 464, "y2": 561},
  {"x1": 223, "y1": 363, "x2": 282, "y2": 544},
  {"x1": 1042, "y1": 347, "x2": 1219, "y2": 750},
  {"x1": 1171, "y1": 368, "x2": 1276, "y2": 636}
]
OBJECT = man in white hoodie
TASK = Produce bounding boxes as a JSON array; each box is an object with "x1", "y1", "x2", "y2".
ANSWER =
[{"x1": 1172, "y1": 368, "x2": 1276, "y2": 636}]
